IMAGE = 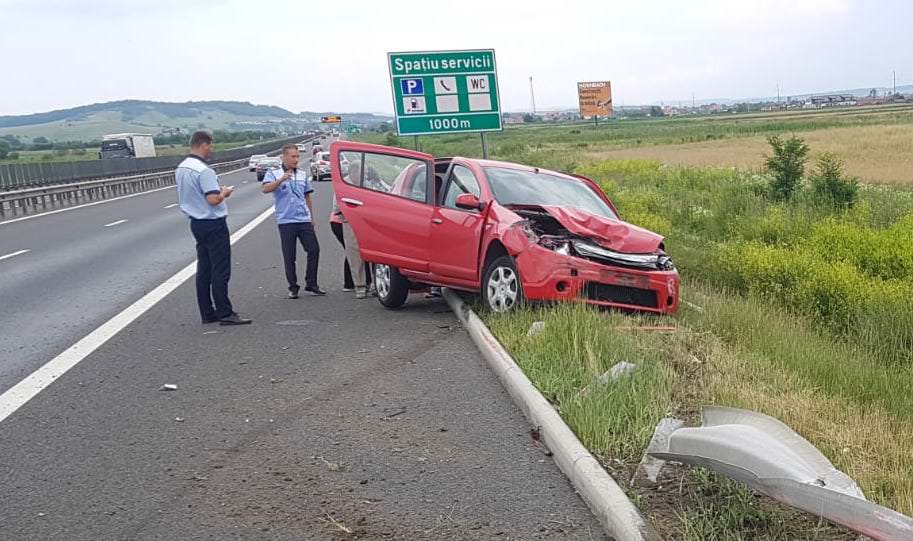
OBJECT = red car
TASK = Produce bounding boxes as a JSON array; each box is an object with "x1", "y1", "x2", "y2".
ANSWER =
[{"x1": 330, "y1": 141, "x2": 679, "y2": 314}]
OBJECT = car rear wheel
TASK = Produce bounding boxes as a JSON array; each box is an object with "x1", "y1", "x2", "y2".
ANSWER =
[
  {"x1": 374, "y1": 264, "x2": 410, "y2": 309},
  {"x1": 482, "y1": 255, "x2": 524, "y2": 313}
]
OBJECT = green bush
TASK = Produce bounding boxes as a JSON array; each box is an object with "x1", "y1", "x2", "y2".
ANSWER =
[
  {"x1": 810, "y1": 152, "x2": 859, "y2": 209},
  {"x1": 7, "y1": 152, "x2": 19, "y2": 160},
  {"x1": 764, "y1": 135, "x2": 809, "y2": 201}
]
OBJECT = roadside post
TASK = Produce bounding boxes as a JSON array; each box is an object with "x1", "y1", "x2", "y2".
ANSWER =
[{"x1": 388, "y1": 49, "x2": 503, "y2": 158}]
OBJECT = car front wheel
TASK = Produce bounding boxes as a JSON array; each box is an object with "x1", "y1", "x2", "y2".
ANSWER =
[
  {"x1": 482, "y1": 255, "x2": 524, "y2": 313},
  {"x1": 374, "y1": 264, "x2": 410, "y2": 309}
]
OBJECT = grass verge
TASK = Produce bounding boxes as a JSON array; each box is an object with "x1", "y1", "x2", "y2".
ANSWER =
[{"x1": 483, "y1": 282, "x2": 912, "y2": 538}]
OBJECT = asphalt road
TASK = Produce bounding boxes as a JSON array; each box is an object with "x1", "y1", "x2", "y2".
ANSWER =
[
  {"x1": 0, "y1": 141, "x2": 606, "y2": 539},
  {"x1": 0, "y1": 148, "x2": 301, "y2": 395}
]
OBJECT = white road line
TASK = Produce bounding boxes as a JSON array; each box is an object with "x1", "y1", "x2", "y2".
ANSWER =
[
  {"x1": 103, "y1": 219, "x2": 128, "y2": 228},
  {"x1": 0, "y1": 206, "x2": 276, "y2": 424},
  {"x1": 164, "y1": 203, "x2": 179, "y2": 209},
  {"x1": 0, "y1": 165, "x2": 249, "y2": 227},
  {"x1": 0, "y1": 249, "x2": 31, "y2": 262}
]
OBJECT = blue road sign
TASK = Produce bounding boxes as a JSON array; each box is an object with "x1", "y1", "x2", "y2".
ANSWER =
[{"x1": 400, "y1": 78, "x2": 424, "y2": 95}]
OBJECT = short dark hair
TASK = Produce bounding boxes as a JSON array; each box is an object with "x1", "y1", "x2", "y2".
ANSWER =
[
  {"x1": 190, "y1": 130, "x2": 213, "y2": 148},
  {"x1": 281, "y1": 143, "x2": 298, "y2": 155}
]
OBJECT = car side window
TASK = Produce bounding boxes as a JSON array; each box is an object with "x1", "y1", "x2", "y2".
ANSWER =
[
  {"x1": 340, "y1": 151, "x2": 362, "y2": 185},
  {"x1": 442, "y1": 165, "x2": 481, "y2": 209},
  {"x1": 362, "y1": 153, "x2": 428, "y2": 203}
]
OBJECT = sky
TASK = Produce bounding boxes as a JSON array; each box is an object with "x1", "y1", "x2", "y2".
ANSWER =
[{"x1": 0, "y1": 0, "x2": 910, "y2": 116}]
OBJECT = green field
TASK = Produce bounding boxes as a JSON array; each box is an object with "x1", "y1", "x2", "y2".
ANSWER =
[{"x1": 360, "y1": 106, "x2": 913, "y2": 538}]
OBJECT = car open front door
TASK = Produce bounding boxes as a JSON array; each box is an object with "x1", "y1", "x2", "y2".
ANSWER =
[
  {"x1": 330, "y1": 141, "x2": 435, "y2": 273},
  {"x1": 429, "y1": 163, "x2": 488, "y2": 282}
]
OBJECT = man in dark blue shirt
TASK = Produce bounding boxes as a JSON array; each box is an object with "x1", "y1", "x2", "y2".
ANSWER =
[{"x1": 261, "y1": 144, "x2": 326, "y2": 299}]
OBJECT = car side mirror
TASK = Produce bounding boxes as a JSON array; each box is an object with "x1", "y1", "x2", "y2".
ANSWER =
[{"x1": 455, "y1": 193, "x2": 484, "y2": 211}]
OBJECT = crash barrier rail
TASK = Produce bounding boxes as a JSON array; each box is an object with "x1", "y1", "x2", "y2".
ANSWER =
[
  {"x1": 0, "y1": 134, "x2": 309, "y2": 190},
  {"x1": 0, "y1": 158, "x2": 253, "y2": 220}
]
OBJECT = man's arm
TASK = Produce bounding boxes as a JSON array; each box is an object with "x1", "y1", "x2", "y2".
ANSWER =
[
  {"x1": 200, "y1": 169, "x2": 232, "y2": 205},
  {"x1": 262, "y1": 169, "x2": 292, "y2": 193},
  {"x1": 305, "y1": 193, "x2": 315, "y2": 226}
]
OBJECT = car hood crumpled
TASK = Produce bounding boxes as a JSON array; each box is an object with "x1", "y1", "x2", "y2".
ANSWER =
[{"x1": 539, "y1": 205, "x2": 664, "y2": 253}]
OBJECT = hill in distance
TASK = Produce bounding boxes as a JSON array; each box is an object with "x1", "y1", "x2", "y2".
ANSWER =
[{"x1": 0, "y1": 100, "x2": 391, "y2": 142}]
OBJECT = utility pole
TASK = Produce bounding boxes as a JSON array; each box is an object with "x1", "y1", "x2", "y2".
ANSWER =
[
  {"x1": 529, "y1": 76, "x2": 537, "y2": 114},
  {"x1": 777, "y1": 83, "x2": 781, "y2": 106},
  {"x1": 893, "y1": 70, "x2": 897, "y2": 95}
]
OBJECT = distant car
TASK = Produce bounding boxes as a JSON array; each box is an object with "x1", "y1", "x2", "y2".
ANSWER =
[
  {"x1": 256, "y1": 157, "x2": 282, "y2": 182},
  {"x1": 296, "y1": 143, "x2": 308, "y2": 153},
  {"x1": 249, "y1": 154, "x2": 267, "y2": 171},
  {"x1": 311, "y1": 151, "x2": 347, "y2": 181},
  {"x1": 311, "y1": 144, "x2": 323, "y2": 157},
  {"x1": 330, "y1": 141, "x2": 680, "y2": 314}
]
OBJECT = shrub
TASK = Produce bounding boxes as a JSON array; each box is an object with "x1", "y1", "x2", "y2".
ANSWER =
[
  {"x1": 7, "y1": 152, "x2": 19, "y2": 160},
  {"x1": 764, "y1": 135, "x2": 809, "y2": 201},
  {"x1": 810, "y1": 152, "x2": 859, "y2": 209}
]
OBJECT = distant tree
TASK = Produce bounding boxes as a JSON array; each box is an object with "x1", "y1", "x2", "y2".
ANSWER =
[
  {"x1": 33, "y1": 136, "x2": 49, "y2": 144},
  {"x1": 7, "y1": 152, "x2": 19, "y2": 160},
  {"x1": 384, "y1": 132, "x2": 399, "y2": 147},
  {"x1": 764, "y1": 135, "x2": 810, "y2": 201},
  {"x1": 649, "y1": 106, "x2": 664, "y2": 117},
  {"x1": 0, "y1": 140, "x2": 8, "y2": 159},
  {"x1": 522, "y1": 113, "x2": 539, "y2": 123}
]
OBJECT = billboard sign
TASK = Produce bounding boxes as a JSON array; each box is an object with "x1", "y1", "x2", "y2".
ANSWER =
[
  {"x1": 577, "y1": 81, "x2": 613, "y2": 118},
  {"x1": 388, "y1": 49, "x2": 503, "y2": 136}
]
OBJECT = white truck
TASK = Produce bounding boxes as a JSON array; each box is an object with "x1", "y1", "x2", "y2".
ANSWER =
[{"x1": 99, "y1": 133, "x2": 157, "y2": 159}]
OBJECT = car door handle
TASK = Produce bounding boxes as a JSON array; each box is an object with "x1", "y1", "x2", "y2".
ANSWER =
[
  {"x1": 431, "y1": 218, "x2": 443, "y2": 224},
  {"x1": 341, "y1": 198, "x2": 364, "y2": 206}
]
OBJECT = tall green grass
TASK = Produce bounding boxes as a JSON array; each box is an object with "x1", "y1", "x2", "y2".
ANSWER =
[{"x1": 577, "y1": 160, "x2": 913, "y2": 365}]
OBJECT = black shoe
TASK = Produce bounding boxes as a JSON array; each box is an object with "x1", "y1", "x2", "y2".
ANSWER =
[
  {"x1": 288, "y1": 291, "x2": 299, "y2": 299},
  {"x1": 304, "y1": 285, "x2": 327, "y2": 296},
  {"x1": 202, "y1": 317, "x2": 219, "y2": 324},
  {"x1": 219, "y1": 313, "x2": 252, "y2": 326}
]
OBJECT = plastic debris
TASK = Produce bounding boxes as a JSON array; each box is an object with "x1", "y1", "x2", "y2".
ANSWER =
[
  {"x1": 160, "y1": 384, "x2": 178, "y2": 391},
  {"x1": 598, "y1": 361, "x2": 638, "y2": 384},
  {"x1": 527, "y1": 321, "x2": 546, "y2": 337}
]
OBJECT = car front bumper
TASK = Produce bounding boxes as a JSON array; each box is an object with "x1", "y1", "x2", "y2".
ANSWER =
[{"x1": 514, "y1": 244, "x2": 680, "y2": 315}]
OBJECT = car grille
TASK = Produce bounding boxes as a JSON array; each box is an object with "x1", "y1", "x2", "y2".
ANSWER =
[{"x1": 583, "y1": 282, "x2": 658, "y2": 309}]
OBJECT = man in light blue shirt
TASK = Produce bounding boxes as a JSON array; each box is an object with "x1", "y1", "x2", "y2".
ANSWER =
[
  {"x1": 176, "y1": 131, "x2": 251, "y2": 325},
  {"x1": 261, "y1": 143, "x2": 325, "y2": 298}
]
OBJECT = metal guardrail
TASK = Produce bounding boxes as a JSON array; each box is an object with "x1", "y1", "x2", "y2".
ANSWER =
[
  {"x1": 0, "y1": 135, "x2": 311, "y2": 190},
  {"x1": 0, "y1": 137, "x2": 316, "y2": 219},
  {"x1": 0, "y1": 158, "x2": 250, "y2": 220}
]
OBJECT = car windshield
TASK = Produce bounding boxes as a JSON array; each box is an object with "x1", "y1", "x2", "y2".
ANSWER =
[{"x1": 484, "y1": 167, "x2": 617, "y2": 219}]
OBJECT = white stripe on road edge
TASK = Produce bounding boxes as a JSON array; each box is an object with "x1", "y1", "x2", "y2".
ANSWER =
[
  {"x1": 164, "y1": 203, "x2": 179, "y2": 209},
  {"x1": 0, "y1": 249, "x2": 31, "y2": 262},
  {"x1": 103, "y1": 219, "x2": 128, "y2": 227},
  {"x1": 0, "y1": 206, "x2": 276, "y2": 424},
  {"x1": 0, "y1": 165, "x2": 250, "y2": 226}
]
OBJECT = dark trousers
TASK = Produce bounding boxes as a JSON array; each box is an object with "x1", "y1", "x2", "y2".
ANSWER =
[
  {"x1": 190, "y1": 217, "x2": 233, "y2": 319},
  {"x1": 279, "y1": 222, "x2": 320, "y2": 292},
  {"x1": 330, "y1": 221, "x2": 371, "y2": 289}
]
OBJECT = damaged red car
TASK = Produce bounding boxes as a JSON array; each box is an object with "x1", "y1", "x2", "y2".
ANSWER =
[{"x1": 330, "y1": 141, "x2": 679, "y2": 315}]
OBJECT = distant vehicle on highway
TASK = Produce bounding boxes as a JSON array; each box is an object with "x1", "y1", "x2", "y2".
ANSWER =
[
  {"x1": 98, "y1": 133, "x2": 156, "y2": 159},
  {"x1": 310, "y1": 151, "x2": 347, "y2": 181},
  {"x1": 331, "y1": 141, "x2": 680, "y2": 315},
  {"x1": 255, "y1": 157, "x2": 281, "y2": 182},
  {"x1": 311, "y1": 144, "x2": 323, "y2": 157},
  {"x1": 248, "y1": 154, "x2": 267, "y2": 171}
]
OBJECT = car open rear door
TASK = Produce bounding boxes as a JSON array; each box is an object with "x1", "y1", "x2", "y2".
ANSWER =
[{"x1": 330, "y1": 141, "x2": 435, "y2": 273}]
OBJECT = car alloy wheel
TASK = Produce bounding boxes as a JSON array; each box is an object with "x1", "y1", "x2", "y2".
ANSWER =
[
  {"x1": 374, "y1": 264, "x2": 391, "y2": 300},
  {"x1": 486, "y1": 265, "x2": 519, "y2": 312}
]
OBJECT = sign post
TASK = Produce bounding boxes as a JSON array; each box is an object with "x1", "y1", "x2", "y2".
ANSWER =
[
  {"x1": 577, "y1": 81, "x2": 613, "y2": 128},
  {"x1": 388, "y1": 49, "x2": 502, "y2": 155}
]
